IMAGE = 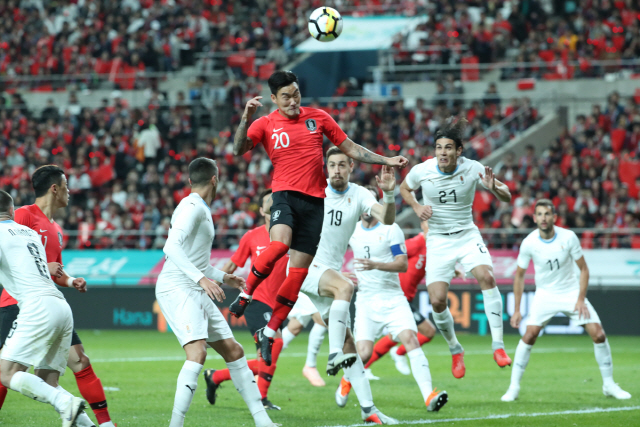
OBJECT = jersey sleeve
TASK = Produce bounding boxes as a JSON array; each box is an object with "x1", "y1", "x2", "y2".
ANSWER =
[
  {"x1": 247, "y1": 116, "x2": 267, "y2": 148},
  {"x1": 389, "y1": 224, "x2": 407, "y2": 256},
  {"x1": 358, "y1": 186, "x2": 378, "y2": 216},
  {"x1": 230, "y1": 232, "x2": 252, "y2": 268},
  {"x1": 14, "y1": 208, "x2": 34, "y2": 229},
  {"x1": 163, "y1": 203, "x2": 207, "y2": 284},
  {"x1": 568, "y1": 231, "x2": 584, "y2": 261},
  {"x1": 516, "y1": 239, "x2": 532, "y2": 270},
  {"x1": 320, "y1": 110, "x2": 347, "y2": 146},
  {"x1": 404, "y1": 164, "x2": 422, "y2": 191},
  {"x1": 405, "y1": 235, "x2": 424, "y2": 258}
]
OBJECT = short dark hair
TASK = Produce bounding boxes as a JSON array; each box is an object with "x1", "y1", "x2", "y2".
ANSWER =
[
  {"x1": 0, "y1": 190, "x2": 13, "y2": 215},
  {"x1": 268, "y1": 71, "x2": 298, "y2": 95},
  {"x1": 258, "y1": 189, "x2": 273, "y2": 208},
  {"x1": 535, "y1": 198, "x2": 556, "y2": 214},
  {"x1": 189, "y1": 158, "x2": 218, "y2": 187},
  {"x1": 434, "y1": 118, "x2": 468, "y2": 150},
  {"x1": 32, "y1": 165, "x2": 65, "y2": 198},
  {"x1": 326, "y1": 146, "x2": 351, "y2": 163}
]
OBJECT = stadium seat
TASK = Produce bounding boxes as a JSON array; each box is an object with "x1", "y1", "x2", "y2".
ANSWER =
[
  {"x1": 461, "y1": 56, "x2": 479, "y2": 81},
  {"x1": 610, "y1": 129, "x2": 626, "y2": 153}
]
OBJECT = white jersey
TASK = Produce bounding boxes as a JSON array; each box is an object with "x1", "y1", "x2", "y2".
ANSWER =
[
  {"x1": 517, "y1": 226, "x2": 584, "y2": 294},
  {"x1": 157, "y1": 193, "x2": 225, "y2": 293},
  {"x1": 0, "y1": 220, "x2": 64, "y2": 304},
  {"x1": 313, "y1": 181, "x2": 378, "y2": 271},
  {"x1": 349, "y1": 221, "x2": 407, "y2": 299},
  {"x1": 404, "y1": 157, "x2": 487, "y2": 234}
]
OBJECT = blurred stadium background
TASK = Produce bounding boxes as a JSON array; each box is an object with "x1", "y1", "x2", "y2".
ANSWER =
[{"x1": 1, "y1": 0, "x2": 639, "y2": 425}]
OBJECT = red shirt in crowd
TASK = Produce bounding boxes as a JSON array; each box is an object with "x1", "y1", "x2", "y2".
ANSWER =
[
  {"x1": 230, "y1": 225, "x2": 288, "y2": 308},
  {"x1": 0, "y1": 204, "x2": 64, "y2": 307},
  {"x1": 247, "y1": 107, "x2": 347, "y2": 198},
  {"x1": 399, "y1": 233, "x2": 426, "y2": 303}
]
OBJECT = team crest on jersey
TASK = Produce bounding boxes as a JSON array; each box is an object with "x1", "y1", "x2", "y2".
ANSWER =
[
  {"x1": 272, "y1": 210, "x2": 281, "y2": 221},
  {"x1": 460, "y1": 176, "x2": 464, "y2": 184},
  {"x1": 58, "y1": 231, "x2": 63, "y2": 247},
  {"x1": 348, "y1": 198, "x2": 351, "y2": 204},
  {"x1": 305, "y1": 119, "x2": 317, "y2": 131}
]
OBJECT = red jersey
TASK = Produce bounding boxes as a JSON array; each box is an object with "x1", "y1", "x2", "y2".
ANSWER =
[
  {"x1": 399, "y1": 233, "x2": 426, "y2": 303},
  {"x1": 0, "y1": 204, "x2": 64, "y2": 307},
  {"x1": 230, "y1": 225, "x2": 288, "y2": 308},
  {"x1": 247, "y1": 107, "x2": 347, "y2": 198}
]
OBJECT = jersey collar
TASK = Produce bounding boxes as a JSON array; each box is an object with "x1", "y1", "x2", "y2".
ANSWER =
[
  {"x1": 361, "y1": 222, "x2": 380, "y2": 231},
  {"x1": 329, "y1": 183, "x2": 350, "y2": 195},
  {"x1": 537, "y1": 228, "x2": 557, "y2": 243},
  {"x1": 192, "y1": 193, "x2": 210, "y2": 208},
  {"x1": 436, "y1": 164, "x2": 458, "y2": 175},
  {"x1": 0, "y1": 220, "x2": 13, "y2": 223}
]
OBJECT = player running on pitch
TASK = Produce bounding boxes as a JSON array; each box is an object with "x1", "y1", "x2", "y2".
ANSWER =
[
  {"x1": 0, "y1": 190, "x2": 87, "y2": 427},
  {"x1": 229, "y1": 70, "x2": 408, "y2": 369},
  {"x1": 501, "y1": 199, "x2": 631, "y2": 402},
  {"x1": 338, "y1": 193, "x2": 447, "y2": 413},
  {"x1": 155, "y1": 158, "x2": 277, "y2": 427},
  {"x1": 0, "y1": 165, "x2": 115, "y2": 427},
  {"x1": 400, "y1": 118, "x2": 512, "y2": 379},
  {"x1": 203, "y1": 189, "x2": 287, "y2": 410}
]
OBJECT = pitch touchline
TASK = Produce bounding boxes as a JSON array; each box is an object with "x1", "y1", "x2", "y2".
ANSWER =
[
  {"x1": 319, "y1": 405, "x2": 640, "y2": 427},
  {"x1": 91, "y1": 346, "x2": 640, "y2": 363}
]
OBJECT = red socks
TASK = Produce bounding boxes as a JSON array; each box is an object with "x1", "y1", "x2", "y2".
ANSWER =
[
  {"x1": 74, "y1": 365, "x2": 111, "y2": 425},
  {"x1": 246, "y1": 241, "x2": 289, "y2": 295},
  {"x1": 365, "y1": 335, "x2": 397, "y2": 369},
  {"x1": 0, "y1": 382, "x2": 6, "y2": 409},
  {"x1": 396, "y1": 333, "x2": 432, "y2": 356},
  {"x1": 266, "y1": 267, "x2": 308, "y2": 331},
  {"x1": 213, "y1": 359, "x2": 259, "y2": 384},
  {"x1": 258, "y1": 338, "x2": 283, "y2": 398}
]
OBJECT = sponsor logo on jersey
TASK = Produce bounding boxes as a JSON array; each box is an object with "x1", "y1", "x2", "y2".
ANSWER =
[
  {"x1": 272, "y1": 210, "x2": 281, "y2": 221},
  {"x1": 305, "y1": 119, "x2": 317, "y2": 131},
  {"x1": 58, "y1": 231, "x2": 63, "y2": 247}
]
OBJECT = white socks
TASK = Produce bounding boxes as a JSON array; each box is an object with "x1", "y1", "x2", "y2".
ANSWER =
[
  {"x1": 594, "y1": 339, "x2": 615, "y2": 387},
  {"x1": 227, "y1": 356, "x2": 272, "y2": 427},
  {"x1": 407, "y1": 348, "x2": 433, "y2": 402},
  {"x1": 9, "y1": 371, "x2": 69, "y2": 412},
  {"x1": 328, "y1": 300, "x2": 350, "y2": 354},
  {"x1": 344, "y1": 354, "x2": 374, "y2": 408},
  {"x1": 170, "y1": 360, "x2": 203, "y2": 427},
  {"x1": 306, "y1": 323, "x2": 327, "y2": 368},
  {"x1": 263, "y1": 327, "x2": 277, "y2": 338},
  {"x1": 282, "y1": 326, "x2": 296, "y2": 349},
  {"x1": 481, "y1": 288, "x2": 504, "y2": 349},
  {"x1": 510, "y1": 339, "x2": 532, "y2": 388},
  {"x1": 54, "y1": 386, "x2": 94, "y2": 427},
  {"x1": 432, "y1": 307, "x2": 462, "y2": 353}
]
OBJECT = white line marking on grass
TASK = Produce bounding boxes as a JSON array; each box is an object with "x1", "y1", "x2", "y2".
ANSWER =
[{"x1": 319, "y1": 405, "x2": 640, "y2": 427}]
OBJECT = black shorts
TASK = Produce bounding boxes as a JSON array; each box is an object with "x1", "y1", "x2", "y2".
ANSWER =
[
  {"x1": 0, "y1": 304, "x2": 82, "y2": 348},
  {"x1": 244, "y1": 300, "x2": 273, "y2": 349},
  {"x1": 270, "y1": 191, "x2": 324, "y2": 256},
  {"x1": 411, "y1": 303, "x2": 426, "y2": 325}
]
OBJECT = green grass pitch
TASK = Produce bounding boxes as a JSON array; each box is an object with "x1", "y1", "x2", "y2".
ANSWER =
[{"x1": 0, "y1": 331, "x2": 638, "y2": 426}]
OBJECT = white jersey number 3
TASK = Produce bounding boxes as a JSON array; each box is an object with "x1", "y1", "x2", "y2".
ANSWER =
[{"x1": 272, "y1": 131, "x2": 290, "y2": 149}]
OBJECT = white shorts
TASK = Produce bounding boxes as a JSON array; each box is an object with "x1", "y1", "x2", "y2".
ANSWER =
[
  {"x1": 1, "y1": 296, "x2": 73, "y2": 375},
  {"x1": 527, "y1": 291, "x2": 601, "y2": 327},
  {"x1": 156, "y1": 287, "x2": 234, "y2": 347},
  {"x1": 288, "y1": 292, "x2": 318, "y2": 326},
  {"x1": 426, "y1": 227, "x2": 492, "y2": 285},
  {"x1": 300, "y1": 262, "x2": 333, "y2": 321},
  {"x1": 354, "y1": 294, "x2": 417, "y2": 342}
]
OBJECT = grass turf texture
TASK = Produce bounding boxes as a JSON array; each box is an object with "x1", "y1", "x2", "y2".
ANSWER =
[{"x1": 0, "y1": 331, "x2": 638, "y2": 426}]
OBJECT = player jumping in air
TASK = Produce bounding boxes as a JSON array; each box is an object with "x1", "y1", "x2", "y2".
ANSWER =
[
  {"x1": 337, "y1": 191, "x2": 447, "y2": 413},
  {"x1": 0, "y1": 165, "x2": 115, "y2": 427},
  {"x1": 229, "y1": 70, "x2": 408, "y2": 369},
  {"x1": 155, "y1": 158, "x2": 277, "y2": 427},
  {"x1": 0, "y1": 190, "x2": 87, "y2": 427},
  {"x1": 501, "y1": 199, "x2": 631, "y2": 402},
  {"x1": 400, "y1": 118, "x2": 512, "y2": 379}
]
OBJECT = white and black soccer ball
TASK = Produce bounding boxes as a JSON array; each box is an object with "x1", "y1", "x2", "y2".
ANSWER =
[{"x1": 308, "y1": 6, "x2": 343, "y2": 42}]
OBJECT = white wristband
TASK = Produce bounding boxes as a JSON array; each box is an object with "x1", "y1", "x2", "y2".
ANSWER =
[
  {"x1": 383, "y1": 191, "x2": 395, "y2": 204},
  {"x1": 67, "y1": 277, "x2": 76, "y2": 287}
]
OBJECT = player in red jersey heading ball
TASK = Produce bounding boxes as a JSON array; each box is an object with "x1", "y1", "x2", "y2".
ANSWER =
[{"x1": 229, "y1": 71, "x2": 408, "y2": 370}]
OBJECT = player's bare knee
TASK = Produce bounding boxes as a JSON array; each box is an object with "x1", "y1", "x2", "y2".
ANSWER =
[
  {"x1": 0, "y1": 371, "x2": 12, "y2": 388},
  {"x1": 225, "y1": 342, "x2": 245, "y2": 362},
  {"x1": 420, "y1": 322, "x2": 436, "y2": 339},
  {"x1": 478, "y1": 271, "x2": 496, "y2": 289},
  {"x1": 591, "y1": 328, "x2": 606, "y2": 344},
  {"x1": 431, "y1": 299, "x2": 447, "y2": 313},
  {"x1": 401, "y1": 332, "x2": 420, "y2": 352},
  {"x1": 334, "y1": 279, "x2": 354, "y2": 301},
  {"x1": 522, "y1": 332, "x2": 537, "y2": 345}
]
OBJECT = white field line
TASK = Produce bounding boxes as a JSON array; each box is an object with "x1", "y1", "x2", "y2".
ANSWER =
[
  {"x1": 91, "y1": 346, "x2": 640, "y2": 363},
  {"x1": 319, "y1": 405, "x2": 640, "y2": 427}
]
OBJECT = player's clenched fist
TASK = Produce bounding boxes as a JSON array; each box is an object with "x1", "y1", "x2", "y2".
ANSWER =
[
  {"x1": 510, "y1": 311, "x2": 522, "y2": 329},
  {"x1": 414, "y1": 204, "x2": 433, "y2": 221},
  {"x1": 388, "y1": 156, "x2": 409, "y2": 169},
  {"x1": 199, "y1": 277, "x2": 226, "y2": 302},
  {"x1": 243, "y1": 96, "x2": 263, "y2": 118},
  {"x1": 72, "y1": 277, "x2": 87, "y2": 293}
]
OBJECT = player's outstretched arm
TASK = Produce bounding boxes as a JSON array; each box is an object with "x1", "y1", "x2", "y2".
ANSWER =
[
  {"x1": 233, "y1": 96, "x2": 263, "y2": 156},
  {"x1": 480, "y1": 166, "x2": 511, "y2": 202},
  {"x1": 371, "y1": 165, "x2": 396, "y2": 225},
  {"x1": 574, "y1": 256, "x2": 591, "y2": 320},
  {"x1": 354, "y1": 254, "x2": 408, "y2": 273},
  {"x1": 221, "y1": 259, "x2": 238, "y2": 274},
  {"x1": 338, "y1": 138, "x2": 408, "y2": 168},
  {"x1": 399, "y1": 179, "x2": 432, "y2": 221},
  {"x1": 510, "y1": 266, "x2": 526, "y2": 328}
]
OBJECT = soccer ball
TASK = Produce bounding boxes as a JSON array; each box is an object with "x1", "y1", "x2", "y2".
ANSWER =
[{"x1": 308, "y1": 7, "x2": 343, "y2": 42}]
